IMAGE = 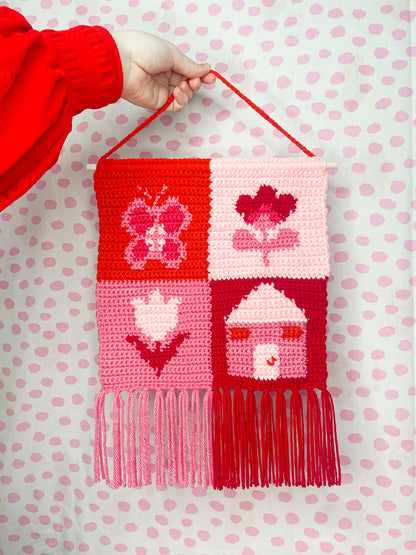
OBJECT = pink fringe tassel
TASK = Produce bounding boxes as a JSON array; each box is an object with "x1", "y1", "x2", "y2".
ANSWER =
[
  {"x1": 89, "y1": 388, "x2": 211, "y2": 489},
  {"x1": 166, "y1": 389, "x2": 178, "y2": 486},
  {"x1": 112, "y1": 392, "x2": 126, "y2": 488},
  {"x1": 154, "y1": 390, "x2": 166, "y2": 485},
  {"x1": 203, "y1": 389, "x2": 213, "y2": 488},
  {"x1": 127, "y1": 391, "x2": 137, "y2": 487},
  {"x1": 138, "y1": 390, "x2": 151, "y2": 485}
]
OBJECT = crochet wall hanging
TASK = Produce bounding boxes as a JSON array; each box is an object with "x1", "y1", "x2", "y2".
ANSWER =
[{"x1": 93, "y1": 70, "x2": 341, "y2": 489}]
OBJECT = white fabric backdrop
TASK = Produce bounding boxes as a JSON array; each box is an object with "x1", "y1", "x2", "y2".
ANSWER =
[{"x1": 0, "y1": 0, "x2": 414, "y2": 553}]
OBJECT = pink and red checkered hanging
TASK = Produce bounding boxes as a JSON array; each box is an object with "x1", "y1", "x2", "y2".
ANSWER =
[{"x1": 93, "y1": 71, "x2": 341, "y2": 489}]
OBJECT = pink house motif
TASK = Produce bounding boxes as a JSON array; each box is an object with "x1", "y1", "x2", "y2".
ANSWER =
[{"x1": 225, "y1": 283, "x2": 308, "y2": 380}]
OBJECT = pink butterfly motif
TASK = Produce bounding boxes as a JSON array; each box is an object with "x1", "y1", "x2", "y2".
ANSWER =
[{"x1": 122, "y1": 191, "x2": 192, "y2": 270}]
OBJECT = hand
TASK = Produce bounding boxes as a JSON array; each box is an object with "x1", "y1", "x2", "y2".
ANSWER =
[{"x1": 111, "y1": 30, "x2": 216, "y2": 112}]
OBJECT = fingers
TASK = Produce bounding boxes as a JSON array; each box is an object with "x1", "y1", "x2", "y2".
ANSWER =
[
  {"x1": 171, "y1": 46, "x2": 212, "y2": 79},
  {"x1": 168, "y1": 80, "x2": 195, "y2": 112},
  {"x1": 166, "y1": 71, "x2": 217, "y2": 112},
  {"x1": 201, "y1": 72, "x2": 216, "y2": 85}
]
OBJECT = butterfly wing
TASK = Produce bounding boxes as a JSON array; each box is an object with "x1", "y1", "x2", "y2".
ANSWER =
[
  {"x1": 125, "y1": 237, "x2": 150, "y2": 269},
  {"x1": 122, "y1": 198, "x2": 155, "y2": 236},
  {"x1": 158, "y1": 198, "x2": 192, "y2": 234}
]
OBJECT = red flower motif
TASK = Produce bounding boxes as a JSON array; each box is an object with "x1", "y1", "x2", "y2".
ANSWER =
[
  {"x1": 233, "y1": 185, "x2": 299, "y2": 266},
  {"x1": 122, "y1": 193, "x2": 192, "y2": 270},
  {"x1": 236, "y1": 185, "x2": 297, "y2": 229}
]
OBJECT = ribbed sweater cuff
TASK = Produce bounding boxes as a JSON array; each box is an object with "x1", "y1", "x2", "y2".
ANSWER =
[{"x1": 42, "y1": 25, "x2": 123, "y2": 115}]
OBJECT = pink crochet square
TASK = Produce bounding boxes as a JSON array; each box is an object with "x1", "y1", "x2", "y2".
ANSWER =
[
  {"x1": 208, "y1": 158, "x2": 329, "y2": 280},
  {"x1": 96, "y1": 280, "x2": 212, "y2": 390}
]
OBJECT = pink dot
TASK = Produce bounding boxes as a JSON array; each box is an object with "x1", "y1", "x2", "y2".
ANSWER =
[
  {"x1": 239, "y1": 501, "x2": 253, "y2": 510},
  {"x1": 369, "y1": 213, "x2": 385, "y2": 226},
  {"x1": 381, "y1": 162, "x2": 395, "y2": 173},
  {"x1": 398, "y1": 340, "x2": 412, "y2": 352},
  {"x1": 345, "y1": 370, "x2": 360, "y2": 383},
  {"x1": 374, "y1": 438, "x2": 389, "y2": 451},
  {"x1": 376, "y1": 97, "x2": 392, "y2": 109},
  {"x1": 146, "y1": 526, "x2": 158, "y2": 539},
  {"x1": 348, "y1": 433, "x2": 363, "y2": 444},
  {"x1": 309, "y1": 3, "x2": 323, "y2": 14},
  {"x1": 225, "y1": 534, "x2": 239, "y2": 544},
  {"x1": 286, "y1": 105, "x2": 300, "y2": 118},
  {"x1": 341, "y1": 278, "x2": 357, "y2": 290},
  {"x1": 210, "y1": 39, "x2": 223, "y2": 49},
  {"x1": 169, "y1": 528, "x2": 181, "y2": 539},
  {"x1": 338, "y1": 52, "x2": 355, "y2": 64},
  {"x1": 340, "y1": 410, "x2": 355, "y2": 421},
  {"x1": 184, "y1": 503, "x2": 196, "y2": 514},
  {"x1": 306, "y1": 28, "x2": 320, "y2": 39},
  {"x1": 399, "y1": 86, "x2": 413, "y2": 97},
  {"x1": 320, "y1": 542, "x2": 335, "y2": 553},
  {"x1": 263, "y1": 513, "x2": 277, "y2": 524},
  {"x1": 285, "y1": 512, "x2": 299, "y2": 524},
  {"x1": 285, "y1": 35, "x2": 299, "y2": 47},
  {"x1": 229, "y1": 146, "x2": 242, "y2": 156},
  {"x1": 331, "y1": 25, "x2": 345, "y2": 37},
  {"x1": 363, "y1": 408, "x2": 379, "y2": 421},
  {"x1": 314, "y1": 512, "x2": 329, "y2": 524},
  {"x1": 296, "y1": 90, "x2": 311, "y2": 101},
  {"x1": 142, "y1": 11, "x2": 156, "y2": 21},
  {"x1": 297, "y1": 54, "x2": 310, "y2": 65},
  {"x1": 395, "y1": 408, "x2": 409, "y2": 421},
  {"x1": 356, "y1": 387, "x2": 370, "y2": 397},
  {"x1": 306, "y1": 71, "x2": 320, "y2": 84},
  {"x1": 166, "y1": 140, "x2": 180, "y2": 152},
  {"x1": 346, "y1": 500, "x2": 362, "y2": 511},
  {"x1": 138, "y1": 499, "x2": 150, "y2": 511},
  {"x1": 394, "y1": 109, "x2": 409, "y2": 128},
  {"x1": 189, "y1": 137, "x2": 203, "y2": 147},
  {"x1": 318, "y1": 129, "x2": 334, "y2": 140},
  {"x1": 295, "y1": 541, "x2": 309, "y2": 552},
  {"x1": 404, "y1": 240, "x2": 416, "y2": 252},
  {"x1": 352, "y1": 162, "x2": 367, "y2": 173},
  {"x1": 333, "y1": 251, "x2": 348, "y2": 262},
  {"x1": 277, "y1": 76, "x2": 291, "y2": 89},
  {"x1": 210, "y1": 501, "x2": 224, "y2": 512}
]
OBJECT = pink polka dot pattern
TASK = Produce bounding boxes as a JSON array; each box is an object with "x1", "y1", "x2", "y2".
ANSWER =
[{"x1": 0, "y1": 0, "x2": 413, "y2": 553}]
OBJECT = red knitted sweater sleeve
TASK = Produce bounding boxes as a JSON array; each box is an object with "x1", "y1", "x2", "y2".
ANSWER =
[{"x1": 0, "y1": 7, "x2": 123, "y2": 212}]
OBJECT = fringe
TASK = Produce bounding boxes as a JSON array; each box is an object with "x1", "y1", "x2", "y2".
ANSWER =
[
  {"x1": 94, "y1": 387, "x2": 340, "y2": 489},
  {"x1": 211, "y1": 387, "x2": 341, "y2": 490},
  {"x1": 94, "y1": 389, "x2": 213, "y2": 488},
  {"x1": 276, "y1": 390, "x2": 290, "y2": 486},
  {"x1": 321, "y1": 388, "x2": 342, "y2": 486},
  {"x1": 202, "y1": 389, "x2": 213, "y2": 488}
]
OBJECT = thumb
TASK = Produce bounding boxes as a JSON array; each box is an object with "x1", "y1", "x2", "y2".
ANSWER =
[{"x1": 171, "y1": 47, "x2": 211, "y2": 78}]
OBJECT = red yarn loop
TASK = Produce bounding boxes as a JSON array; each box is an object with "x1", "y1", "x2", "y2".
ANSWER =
[{"x1": 102, "y1": 69, "x2": 315, "y2": 160}]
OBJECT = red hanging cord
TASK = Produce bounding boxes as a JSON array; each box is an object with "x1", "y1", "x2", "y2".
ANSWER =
[{"x1": 101, "y1": 69, "x2": 315, "y2": 161}]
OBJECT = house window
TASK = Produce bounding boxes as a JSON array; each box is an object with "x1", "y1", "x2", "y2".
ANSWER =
[
  {"x1": 229, "y1": 327, "x2": 251, "y2": 341},
  {"x1": 281, "y1": 326, "x2": 303, "y2": 341}
]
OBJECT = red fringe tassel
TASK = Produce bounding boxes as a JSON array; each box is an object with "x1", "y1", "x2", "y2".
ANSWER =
[{"x1": 211, "y1": 387, "x2": 341, "y2": 490}]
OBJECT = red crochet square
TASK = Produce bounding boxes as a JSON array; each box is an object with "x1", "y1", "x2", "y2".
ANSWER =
[
  {"x1": 95, "y1": 159, "x2": 211, "y2": 281},
  {"x1": 210, "y1": 277, "x2": 328, "y2": 391}
]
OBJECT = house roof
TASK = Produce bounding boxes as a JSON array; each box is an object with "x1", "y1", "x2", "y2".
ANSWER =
[{"x1": 226, "y1": 283, "x2": 307, "y2": 324}]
